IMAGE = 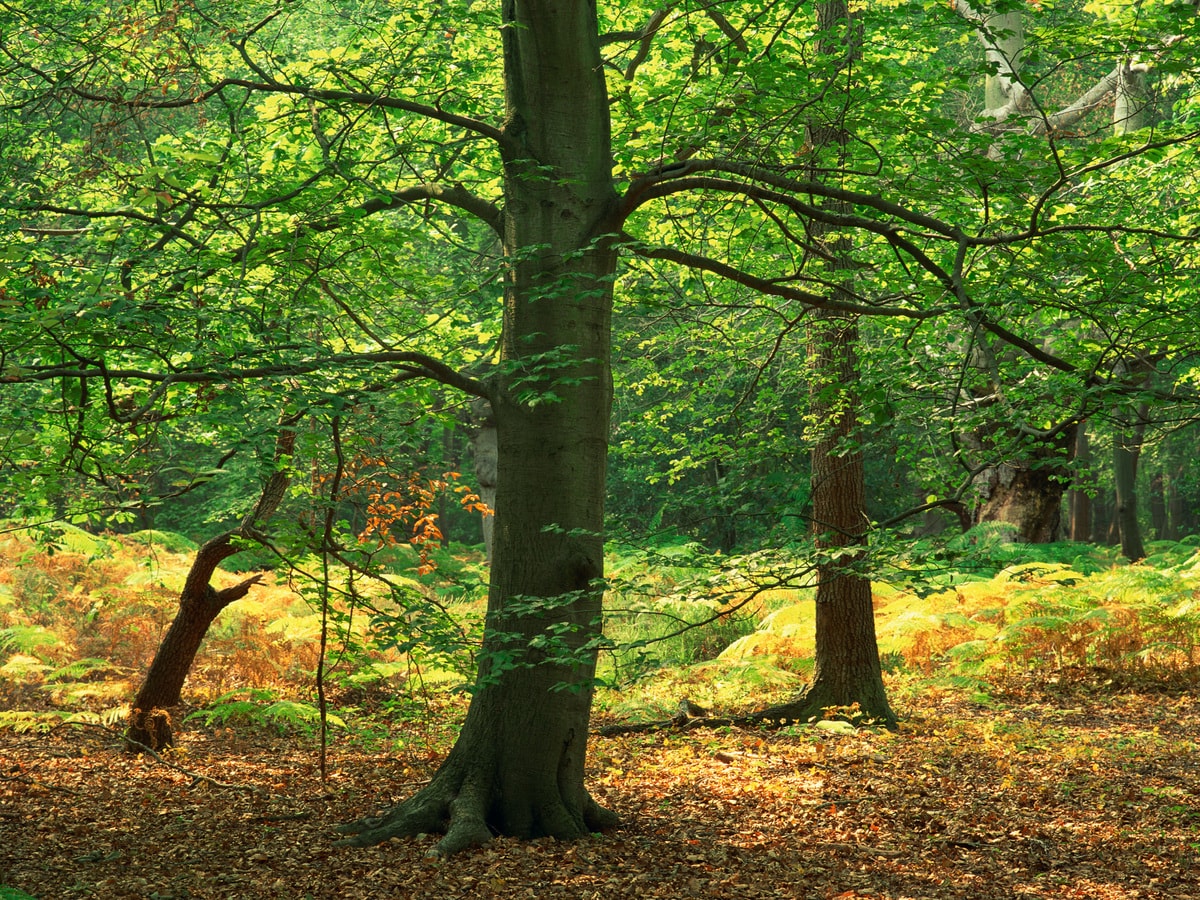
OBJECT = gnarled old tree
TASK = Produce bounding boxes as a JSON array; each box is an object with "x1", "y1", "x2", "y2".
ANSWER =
[
  {"x1": 3, "y1": 0, "x2": 1198, "y2": 856},
  {"x1": 126, "y1": 422, "x2": 297, "y2": 750}
]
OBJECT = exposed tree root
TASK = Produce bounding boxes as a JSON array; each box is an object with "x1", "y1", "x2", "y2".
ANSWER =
[
  {"x1": 751, "y1": 680, "x2": 897, "y2": 730},
  {"x1": 335, "y1": 765, "x2": 618, "y2": 856},
  {"x1": 596, "y1": 689, "x2": 899, "y2": 737}
]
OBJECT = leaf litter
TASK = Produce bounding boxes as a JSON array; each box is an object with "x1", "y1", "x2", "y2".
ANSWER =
[{"x1": 2, "y1": 670, "x2": 1198, "y2": 899}]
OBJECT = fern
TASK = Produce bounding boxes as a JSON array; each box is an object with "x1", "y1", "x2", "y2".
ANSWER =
[
  {"x1": 46, "y1": 657, "x2": 129, "y2": 683},
  {"x1": 186, "y1": 690, "x2": 345, "y2": 734},
  {"x1": 0, "y1": 625, "x2": 61, "y2": 658},
  {"x1": 0, "y1": 710, "x2": 69, "y2": 734},
  {"x1": 262, "y1": 700, "x2": 345, "y2": 731},
  {"x1": 0, "y1": 884, "x2": 39, "y2": 899}
]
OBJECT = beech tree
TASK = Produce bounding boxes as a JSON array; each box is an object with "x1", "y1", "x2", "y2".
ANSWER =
[{"x1": 3, "y1": 0, "x2": 1198, "y2": 856}]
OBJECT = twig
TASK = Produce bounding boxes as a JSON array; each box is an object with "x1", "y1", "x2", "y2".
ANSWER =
[
  {"x1": 53, "y1": 722, "x2": 266, "y2": 796},
  {"x1": 0, "y1": 772, "x2": 80, "y2": 797}
]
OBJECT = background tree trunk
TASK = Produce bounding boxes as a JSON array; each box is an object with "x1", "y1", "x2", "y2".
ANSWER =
[
  {"x1": 1069, "y1": 424, "x2": 1092, "y2": 541},
  {"x1": 126, "y1": 555, "x2": 262, "y2": 750},
  {"x1": 1167, "y1": 462, "x2": 1187, "y2": 538},
  {"x1": 1113, "y1": 409, "x2": 1148, "y2": 561},
  {"x1": 974, "y1": 447, "x2": 1074, "y2": 544},
  {"x1": 126, "y1": 425, "x2": 296, "y2": 751},
  {"x1": 470, "y1": 399, "x2": 498, "y2": 564},
  {"x1": 753, "y1": 0, "x2": 895, "y2": 730},
  {"x1": 1148, "y1": 471, "x2": 1168, "y2": 540},
  {"x1": 755, "y1": 309, "x2": 895, "y2": 728}
]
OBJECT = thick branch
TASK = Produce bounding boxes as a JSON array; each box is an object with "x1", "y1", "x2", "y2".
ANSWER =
[
  {"x1": 705, "y1": 9, "x2": 750, "y2": 53},
  {"x1": 627, "y1": 237, "x2": 934, "y2": 319},
  {"x1": 56, "y1": 76, "x2": 510, "y2": 150},
  {"x1": 8, "y1": 350, "x2": 490, "y2": 399},
  {"x1": 312, "y1": 183, "x2": 502, "y2": 238},
  {"x1": 1030, "y1": 64, "x2": 1128, "y2": 136},
  {"x1": 602, "y1": 7, "x2": 672, "y2": 81},
  {"x1": 621, "y1": 159, "x2": 966, "y2": 240}
]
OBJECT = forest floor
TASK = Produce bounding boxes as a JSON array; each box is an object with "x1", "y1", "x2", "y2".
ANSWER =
[{"x1": 2, "y1": 669, "x2": 1199, "y2": 900}]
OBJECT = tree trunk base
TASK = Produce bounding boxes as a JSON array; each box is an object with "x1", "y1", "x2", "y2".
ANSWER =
[
  {"x1": 334, "y1": 762, "x2": 618, "y2": 856},
  {"x1": 752, "y1": 678, "x2": 897, "y2": 731},
  {"x1": 126, "y1": 707, "x2": 175, "y2": 753}
]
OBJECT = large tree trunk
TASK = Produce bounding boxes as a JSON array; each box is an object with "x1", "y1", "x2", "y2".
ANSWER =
[
  {"x1": 337, "y1": 0, "x2": 620, "y2": 855},
  {"x1": 975, "y1": 454, "x2": 1073, "y2": 543},
  {"x1": 753, "y1": 0, "x2": 895, "y2": 730},
  {"x1": 126, "y1": 426, "x2": 295, "y2": 751},
  {"x1": 972, "y1": 417, "x2": 1076, "y2": 542}
]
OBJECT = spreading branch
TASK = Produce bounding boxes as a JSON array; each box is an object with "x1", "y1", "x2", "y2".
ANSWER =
[{"x1": 6, "y1": 350, "x2": 489, "y2": 401}]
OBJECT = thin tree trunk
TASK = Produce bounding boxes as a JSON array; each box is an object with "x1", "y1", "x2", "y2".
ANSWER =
[
  {"x1": 1148, "y1": 471, "x2": 1167, "y2": 541},
  {"x1": 1167, "y1": 462, "x2": 1186, "y2": 539},
  {"x1": 753, "y1": 0, "x2": 895, "y2": 730},
  {"x1": 125, "y1": 425, "x2": 296, "y2": 751},
  {"x1": 439, "y1": 420, "x2": 456, "y2": 548},
  {"x1": 755, "y1": 310, "x2": 895, "y2": 728},
  {"x1": 1114, "y1": 405, "x2": 1149, "y2": 561},
  {"x1": 470, "y1": 399, "x2": 498, "y2": 564},
  {"x1": 1069, "y1": 423, "x2": 1092, "y2": 541}
]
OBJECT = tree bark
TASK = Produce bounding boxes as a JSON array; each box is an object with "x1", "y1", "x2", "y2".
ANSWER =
[
  {"x1": 470, "y1": 399, "x2": 498, "y2": 564},
  {"x1": 125, "y1": 425, "x2": 296, "y2": 751},
  {"x1": 751, "y1": 0, "x2": 895, "y2": 730},
  {"x1": 1114, "y1": 63, "x2": 1150, "y2": 136},
  {"x1": 1114, "y1": 402, "x2": 1149, "y2": 561},
  {"x1": 1148, "y1": 471, "x2": 1168, "y2": 541},
  {"x1": 337, "y1": 0, "x2": 621, "y2": 854},
  {"x1": 1069, "y1": 423, "x2": 1092, "y2": 542},
  {"x1": 755, "y1": 309, "x2": 896, "y2": 729},
  {"x1": 1166, "y1": 462, "x2": 1187, "y2": 538},
  {"x1": 974, "y1": 449, "x2": 1074, "y2": 544}
]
